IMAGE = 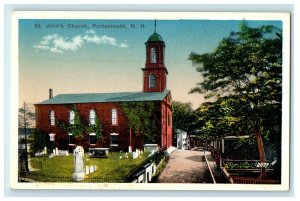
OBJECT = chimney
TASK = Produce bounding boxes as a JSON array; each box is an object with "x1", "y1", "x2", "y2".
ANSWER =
[{"x1": 49, "y1": 88, "x2": 53, "y2": 99}]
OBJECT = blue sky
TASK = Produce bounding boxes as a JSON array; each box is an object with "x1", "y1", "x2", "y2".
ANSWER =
[{"x1": 19, "y1": 19, "x2": 282, "y2": 109}]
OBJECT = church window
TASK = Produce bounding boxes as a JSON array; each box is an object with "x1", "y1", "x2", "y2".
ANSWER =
[
  {"x1": 150, "y1": 48, "x2": 157, "y2": 63},
  {"x1": 110, "y1": 133, "x2": 119, "y2": 146},
  {"x1": 50, "y1": 110, "x2": 55, "y2": 126},
  {"x1": 149, "y1": 74, "x2": 156, "y2": 88},
  {"x1": 89, "y1": 109, "x2": 96, "y2": 125},
  {"x1": 111, "y1": 109, "x2": 117, "y2": 125},
  {"x1": 69, "y1": 110, "x2": 75, "y2": 125},
  {"x1": 49, "y1": 133, "x2": 56, "y2": 142},
  {"x1": 68, "y1": 133, "x2": 75, "y2": 145},
  {"x1": 89, "y1": 133, "x2": 96, "y2": 145}
]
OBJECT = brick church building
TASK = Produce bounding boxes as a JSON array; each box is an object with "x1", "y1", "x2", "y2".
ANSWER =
[{"x1": 34, "y1": 29, "x2": 173, "y2": 152}]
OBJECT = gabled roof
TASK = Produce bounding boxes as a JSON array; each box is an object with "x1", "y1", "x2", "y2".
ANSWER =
[{"x1": 35, "y1": 90, "x2": 170, "y2": 105}]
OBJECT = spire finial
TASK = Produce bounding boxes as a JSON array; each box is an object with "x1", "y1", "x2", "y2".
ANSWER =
[{"x1": 154, "y1": 19, "x2": 156, "y2": 33}]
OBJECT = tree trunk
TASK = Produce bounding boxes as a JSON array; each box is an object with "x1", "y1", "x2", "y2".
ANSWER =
[{"x1": 255, "y1": 131, "x2": 266, "y2": 178}]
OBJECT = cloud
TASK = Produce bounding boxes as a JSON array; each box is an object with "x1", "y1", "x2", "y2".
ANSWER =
[
  {"x1": 34, "y1": 30, "x2": 129, "y2": 53},
  {"x1": 119, "y1": 43, "x2": 129, "y2": 48},
  {"x1": 83, "y1": 34, "x2": 117, "y2": 46},
  {"x1": 85, "y1": 29, "x2": 96, "y2": 34}
]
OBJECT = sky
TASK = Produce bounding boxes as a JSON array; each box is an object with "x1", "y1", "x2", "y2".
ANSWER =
[{"x1": 19, "y1": 19, "x2": 282, "y2": 109}]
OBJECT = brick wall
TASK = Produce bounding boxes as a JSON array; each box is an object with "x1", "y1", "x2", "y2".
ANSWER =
[{"x1": 35, "y1": 100, "x2": 170, "y2": 152}]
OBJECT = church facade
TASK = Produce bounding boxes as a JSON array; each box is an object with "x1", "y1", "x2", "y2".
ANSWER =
[{"x1": 34, "y1": 30, "x2": 173, "y2": 152}]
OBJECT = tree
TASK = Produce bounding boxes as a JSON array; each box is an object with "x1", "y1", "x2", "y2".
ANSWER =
[
  {"x1": 172, "y1": 101, "x2": 197, "y2": 134},
  {"x1": 189, "y1": 22, "x2": 282, "y2": 178},
  {"x1": 31, "y1": 129, "x2": 49, "y2": 154},
  {"x1": 18, "y1": 102, "x2": 35, "y2": 173},
  {"x1": 120, "y1": 102, "x2": 159, "y2": 147},
  {"x1": 18, "y1": 103, "x2": 35, "y2": 129}
]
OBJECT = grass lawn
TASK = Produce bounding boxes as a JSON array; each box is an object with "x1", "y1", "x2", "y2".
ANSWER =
[{"x1": 27, "y1": 152, "x2": 149, "y2": 182}]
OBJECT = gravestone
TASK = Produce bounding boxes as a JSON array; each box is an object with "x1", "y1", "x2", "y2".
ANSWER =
[
  {"x1": 72, "y1": 146, "x2": 85, "y2": 181},
  {"x1": 89, "y1": 165, "x2": 94, "y2": 173},
  {"x1": 58, "y1": 150, "x2": 69, "y2": 156},
  {"x1": 131, "y1": 151, "x2": 138, "y2": 159},
  {"x1": 85, "y1": 166, "x2": 89, "y2": 175}
]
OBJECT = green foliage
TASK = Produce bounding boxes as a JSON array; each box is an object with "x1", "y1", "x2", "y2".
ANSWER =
[
  {"x1": 190, "y1": 22, "x2": 282, "y2": 147},
  {"x1": 172, "y1": 101, "x2": 197, "y2": 133},
  {"x1": 32, "y1": 129, "x2": 50, "y2": 153},
  {"x1": 57, "y1": 105, "x2": 103, "y2": 140},
  {"x1": 66, "y1": 105, "x2": 85, "y2": 137},
  {"x1": 120, "y1": 102, "x2": 158, "y2": 143},
  {"x1": 86, "y1": 115, "x2": 103, "y2": 140},
  {"x1": 195, "y1": 96, "x2": 241, "y2": 140}
]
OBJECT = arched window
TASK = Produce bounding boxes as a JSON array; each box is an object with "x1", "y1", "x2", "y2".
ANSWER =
[
  {"x1": 50, "y1": 110, "x2": 55, "y2": 126},
  {"x1": 149, "y1": 74, "x2": 156, "y2": 88},
  {"x1": 111, "y1": 109, "x2": 117, "y2": 125},
  {"x1": 89, "y1": 109, "x2": 96, "y2": 125},
  {"x1": 150, "y1": 47, "x2": 157, "y2": 63},
  {"x1": 69, "y1": 110, "x2": 75, "y2": 125}
]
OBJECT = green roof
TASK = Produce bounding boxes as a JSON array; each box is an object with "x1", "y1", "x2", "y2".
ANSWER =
[
  {"x1": 36, "y1": 90, "x2": 170, "y2": 105},
  {"x1": 146, "y1": 32, "x2": 164, "y2": 43}
]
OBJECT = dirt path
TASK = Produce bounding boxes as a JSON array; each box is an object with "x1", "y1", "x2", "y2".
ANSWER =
[{"x1": 156, "y1": 149, "x2": 213, "y2": 183}]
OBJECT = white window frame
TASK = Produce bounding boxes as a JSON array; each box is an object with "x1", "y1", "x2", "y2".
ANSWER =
[
  {"x1": 50, "y1": 110, "x2": 55, "y2": 126},
  {"x1": 89, "y1": 133, "x2": 96, "y2": 145},
  {"x1": 49, "y1": 133, "x2": 56, "y2": 142},
  {"x1": 150, "y1": 47, "x2": 157, "y2": 63},
  {"x1": 149, "y1": 74, "x2": 156, "y2": 88},
  {"x1": 68, "y1": 133, "x2": 75, "y2": 145},
  {"x1": 111, "y1": 109, "x2": 117, "y2": 125},
  {"x1": 110, "y1": 133, "x2": 119, "y2": 146},
  {"x1": 69, "y1": 110, "x2": 75, "y2": 125},
  {"x1": 89, "y1": 109, "x2": 96, "y2": 125}
]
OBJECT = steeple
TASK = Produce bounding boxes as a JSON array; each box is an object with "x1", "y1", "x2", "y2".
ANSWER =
[{"x1": 142, "y1": 20, "x2": 168, "y2": 93}]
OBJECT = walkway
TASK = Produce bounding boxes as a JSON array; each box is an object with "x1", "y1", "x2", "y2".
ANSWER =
[{"x1": 157, "y1": 148, "x2": 214, "y2": 183}]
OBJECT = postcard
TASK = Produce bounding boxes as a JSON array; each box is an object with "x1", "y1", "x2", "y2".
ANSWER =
[{"x1": 10, "y1": 11, "x2": 290, "y2": 190}]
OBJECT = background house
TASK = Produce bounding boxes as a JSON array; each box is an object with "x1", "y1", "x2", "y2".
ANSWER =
[{"x1": 175, "y1": 129, "x2": 190, "y2": 150}]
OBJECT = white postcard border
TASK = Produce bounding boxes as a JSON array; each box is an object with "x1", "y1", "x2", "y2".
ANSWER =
[{"x1": 10, "y1": 11, "x2": 291, "y2": 191}]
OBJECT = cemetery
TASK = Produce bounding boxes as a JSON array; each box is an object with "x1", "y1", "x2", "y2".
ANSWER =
[{"x1": 24, "y1": 145, "x2": 165, "y2": 183}]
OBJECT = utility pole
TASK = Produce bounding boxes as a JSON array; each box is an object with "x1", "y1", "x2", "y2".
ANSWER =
[{"x1": 23, "y1": 102, "x2": 29, "y2": 172}]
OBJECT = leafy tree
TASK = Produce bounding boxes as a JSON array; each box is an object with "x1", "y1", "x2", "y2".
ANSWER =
[
  {"x1": 120, "y1": 102, "x2": 159, "y2": 145},
  {"x1": 31, "y1": 129, "x2": 50, "y2": 154},
  {"x1": 189, "y1": 22, "x2": 282, "y2": 178},
  {"x1": 172, "y1": 101, "x2": 197, "y2": 134}
]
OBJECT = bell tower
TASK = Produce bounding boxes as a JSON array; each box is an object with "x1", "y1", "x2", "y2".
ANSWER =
[{"x1": 142, "y1": 20, "x2": 168, "y2": 93}]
